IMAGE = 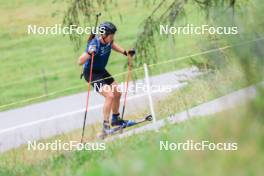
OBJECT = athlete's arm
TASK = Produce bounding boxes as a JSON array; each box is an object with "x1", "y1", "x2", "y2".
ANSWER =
[
  {"x1": 112, "y1": 42, "x2": 136, "y2": 57},
  {"x1": 78, "y1": 52, "x2": 90, "y2": 65},
  {"x1": 111, "y1": 42, "x2": 126, "y2": 55}
]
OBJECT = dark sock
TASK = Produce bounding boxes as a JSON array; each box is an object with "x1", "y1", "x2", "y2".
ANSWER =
[{"x1": 112, "y1": 113, "x2": 120, "y2": 121}]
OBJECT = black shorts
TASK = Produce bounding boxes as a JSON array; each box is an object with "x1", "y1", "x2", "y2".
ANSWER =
[{"x1": 83, "y1": 69, "x2": 114, "y2": 92}]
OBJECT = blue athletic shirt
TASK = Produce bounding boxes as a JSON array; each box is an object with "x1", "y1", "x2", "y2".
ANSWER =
[{"x1": 84, "y1": 36, "x2": 112, "y2": 71}]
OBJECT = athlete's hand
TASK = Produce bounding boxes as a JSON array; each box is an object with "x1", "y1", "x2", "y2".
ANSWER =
[
  {"x1": 128, "y1": 48, "x2": 136, "y2": 56},
  {"x1": 127, "y1": 49, "x2": 135, "y2": 67},
  {"x1": 87, "y1": 45, "x2": 96, "y2": 54},
  {"x1": 123, "y1": 48, "x2": 136, "y2": 57}
]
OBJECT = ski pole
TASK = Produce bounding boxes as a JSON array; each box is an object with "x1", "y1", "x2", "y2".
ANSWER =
[
  {"x1": 121, "y1": 52, "x2": 133, "y2": 120},
  {"x1": 87, "y1": 12, "x2": 101, "y2": 42},
  {"x1": 81, "y1": 52, "x2": 94, "y2": 143},
  {"x1": 81, "y1": 12, "x2": 101, "y2": 143},
  {"x1": 80, "y1": 12, "x2": 101, "y2": 80}
]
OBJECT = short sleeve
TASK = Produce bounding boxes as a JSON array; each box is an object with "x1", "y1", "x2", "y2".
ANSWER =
[{"x1": 85, "y1": 38, "x2": 99, "y2": 55}]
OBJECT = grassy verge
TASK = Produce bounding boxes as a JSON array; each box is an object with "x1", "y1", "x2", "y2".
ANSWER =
[{"x1": 0, "y1": 102, "x2": 263, "y2": 176}]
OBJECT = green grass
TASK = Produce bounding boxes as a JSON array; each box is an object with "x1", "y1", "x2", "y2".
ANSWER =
[{"x1": 0, "y1": 103, "x2": 263, "y2": 176}]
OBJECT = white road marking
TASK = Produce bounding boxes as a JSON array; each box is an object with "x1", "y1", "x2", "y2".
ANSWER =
[{"x1": 0, "y1": 91, "x2": 168, "y2": 134}]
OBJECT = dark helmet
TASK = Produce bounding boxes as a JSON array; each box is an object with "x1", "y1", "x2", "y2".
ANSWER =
[{"x1": 99, "y1": 21, "x2": 117, "y2": 35}]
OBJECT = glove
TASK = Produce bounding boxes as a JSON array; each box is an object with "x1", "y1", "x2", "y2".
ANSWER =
[
  {"x1": 87, "y1": 44, "x2": 96, "y2": 54},
  {"x1": 128, "y1": 48, "x2": 136, "y2": 56},
  {"x1": 123, "y1": 48, "x2": 136, "y2": 56}
]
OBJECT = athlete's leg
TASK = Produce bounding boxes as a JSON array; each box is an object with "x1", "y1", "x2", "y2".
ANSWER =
[
  {"x1": 111, "y1": 81, "x2": 121, "y2": 114},
  {"x1": 109, "y1": 81, "x2": 136, "y2": 127},
  {"x1": 99, "y1": 85, "x2": 114, "y2": 122}
]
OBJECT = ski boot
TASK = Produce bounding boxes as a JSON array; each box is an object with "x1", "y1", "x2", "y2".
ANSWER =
[{"x1": 111, "y1": 113, "x2": 136, "y2": 128}]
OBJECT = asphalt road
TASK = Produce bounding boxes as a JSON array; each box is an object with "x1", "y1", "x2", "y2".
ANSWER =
[{"x1": 0, "y1": 67, "x2": 203, "y2": 152}]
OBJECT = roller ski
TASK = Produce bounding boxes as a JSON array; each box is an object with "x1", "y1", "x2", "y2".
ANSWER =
[
  {"x1": 97, "y1": 114, "x2": 153, "y2": 139},
  {"x1": 112, "y1": 113, "x2": 153, "y2": 128}
]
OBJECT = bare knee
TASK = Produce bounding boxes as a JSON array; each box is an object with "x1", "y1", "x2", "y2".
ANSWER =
[{"x1": 105, "y1": 92, "x2": 114, "y2": 101}]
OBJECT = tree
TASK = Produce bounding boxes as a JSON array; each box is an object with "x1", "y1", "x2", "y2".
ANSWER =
[{"x1": 62, "y1": 0, "x2": 239, "y2": 67}]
